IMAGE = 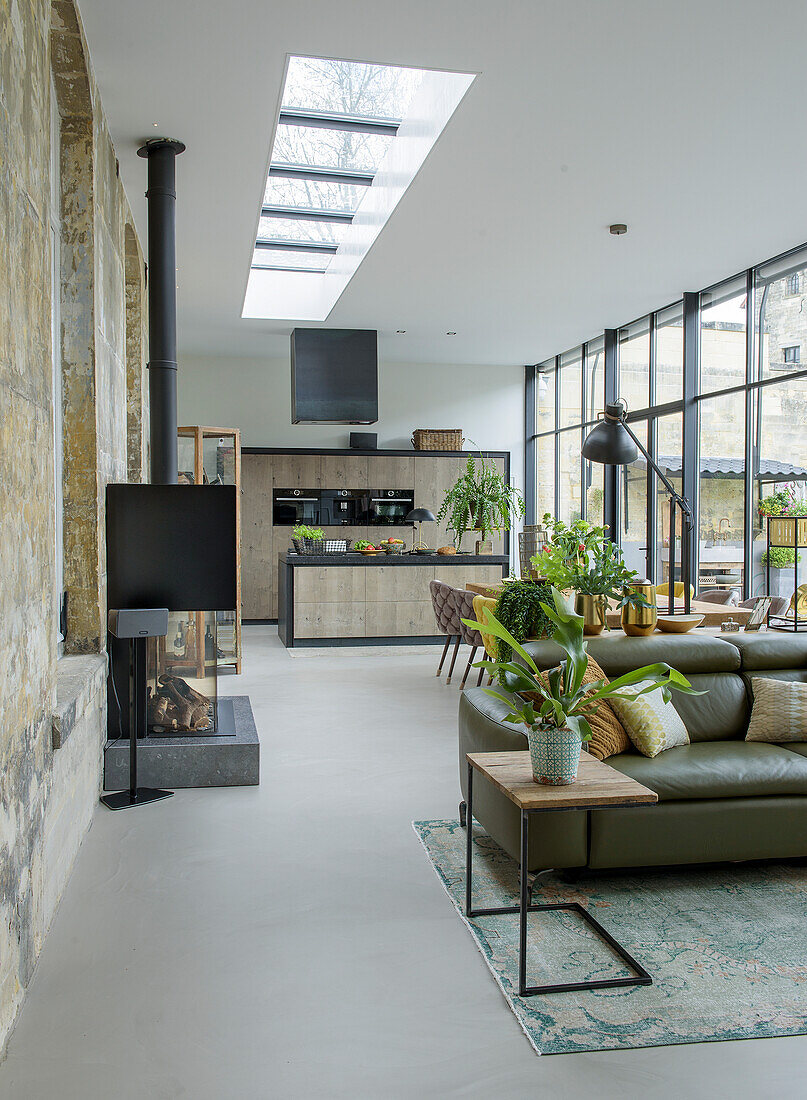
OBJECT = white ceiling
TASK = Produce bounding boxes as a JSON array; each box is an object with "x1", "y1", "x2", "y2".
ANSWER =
[{"x1": 77, "y1": 0, "x2": 807, "y2": 366}]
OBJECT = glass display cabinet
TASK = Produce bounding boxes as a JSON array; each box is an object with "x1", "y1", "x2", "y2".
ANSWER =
[{"x1": 177, "y1": 426, "x2": 242, "y2": 672}]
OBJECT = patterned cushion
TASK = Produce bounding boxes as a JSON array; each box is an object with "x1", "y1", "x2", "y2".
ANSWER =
[
  {"x1": 522, "y1": 656, "x2": 631, "y2": 761},
  {"x1": 746, "y1": 677, "x2": 807, "y2": 743},
  {"x1": 608, "y1": 680, "x2": 690, "y2": 758}
]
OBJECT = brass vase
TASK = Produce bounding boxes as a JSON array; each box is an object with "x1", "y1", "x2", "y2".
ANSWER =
[
  {"x1": 621, "y1": 581, "x2": 658, "y2": 636},
  {"x1": 575, "y1": 593, "x2": 607, "y2": 636}
]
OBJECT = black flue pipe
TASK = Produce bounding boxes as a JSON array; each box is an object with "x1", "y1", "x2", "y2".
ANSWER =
[{"x1": 137, "y1": 138, "x2": 185, "y2": 484}]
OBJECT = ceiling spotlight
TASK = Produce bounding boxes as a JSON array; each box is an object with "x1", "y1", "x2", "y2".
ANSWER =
[
  {"x1": 609, "y1": 223, "x2": 628, "y2": 235},
  {"x1": 396, "y1": 329, "x2": 406, "y2": 334},
  {"x1": 446, "y1": 331, "x2": 457, "y2": 336},
  {"x1": 152, "y1": 122, "x2": 159, "y2": 127}
]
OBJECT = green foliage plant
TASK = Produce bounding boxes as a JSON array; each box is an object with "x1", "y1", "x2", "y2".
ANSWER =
[
  {"x1": 761, "y1": 546, "x2": 799, "y2": 568},
  {"x1": 436, "y1": 453, "x2": 525, "y2": 550},
  {"x1": 493, "y1": 579, "x2": 554, "y2": 661},
  {"x1": 463, "y1": 589, "x2": 702, "y2": 743},
  {"x1": 292, "y1": 524, "x2": 325, "y2": 541},
  {"x1": 533, "y1": 515, "x2": 641, "y2": 600}
]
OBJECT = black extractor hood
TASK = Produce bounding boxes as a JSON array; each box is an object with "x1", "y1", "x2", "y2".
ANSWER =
[{"x1": 291, "y1": 328, "x2": 378, "y2": 424}]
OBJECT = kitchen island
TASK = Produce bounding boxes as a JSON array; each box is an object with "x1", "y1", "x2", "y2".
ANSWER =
[{"x1": 277, "y1": 552, "x2": 509, "y2": 647}]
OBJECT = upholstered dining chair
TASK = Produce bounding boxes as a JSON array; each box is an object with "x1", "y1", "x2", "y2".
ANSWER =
[
  {"x1": 453, "y1": 587, "x2": 487, "y2": 690},
  {"x1": 739, "y1": 595, "x2": 790, "y2": 619},
  {"x1": 697, "y1": 588, "x2": 739, "y2": 606},
  {"x1": 656, "y1": 581, "x2": 696, "y2": 599},
  {"x1": 429, "y1": 579, "x2": 462, "y2": 682}
]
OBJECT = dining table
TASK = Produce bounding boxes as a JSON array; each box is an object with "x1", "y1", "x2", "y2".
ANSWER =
[{"x1": 464, "y1": 582, "x2": 754, "y2": 629}]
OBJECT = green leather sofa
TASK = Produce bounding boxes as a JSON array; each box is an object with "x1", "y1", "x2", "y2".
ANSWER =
[{"x1": 458, "y1": 631, "x2": 807, "y2": 871}]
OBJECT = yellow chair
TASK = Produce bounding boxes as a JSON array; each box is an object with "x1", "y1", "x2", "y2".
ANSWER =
[
  {"x1": 788, "y1": 584, "x2": 807, "y2": 619},
  {"x1": 655, "y1": 581, "x2": 695, "y2": 599},
  {"x1": 472, "y1": 596, "x2": 498, "y2": 678}
]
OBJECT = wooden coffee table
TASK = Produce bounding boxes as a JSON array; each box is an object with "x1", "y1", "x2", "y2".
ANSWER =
[{"x1": 465, "y1": 750, "x2": 658, "y2": 997}]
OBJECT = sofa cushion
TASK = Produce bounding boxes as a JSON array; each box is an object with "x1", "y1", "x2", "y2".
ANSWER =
[
  {"x1": 746, "y1": 677, "x2": 807, "y2": 743},
  {"x1": 607, "y1": 740, "x2": 807, "y2": 801},
  {"x1": 668, "y1": 673, "x2": 748, "y2": 742},
  {"x1": 522, "y1": 632, "x2": 740, "y2": 676},
  {"x1": 608, "y1": 680, "x2": 690, "y2": 757},
  {"x1": 782, "y1": 743, "x2": 807, "y2": 759},
  {"x1": 721, "y1": 631, "x2": 807, "y2": 670}
]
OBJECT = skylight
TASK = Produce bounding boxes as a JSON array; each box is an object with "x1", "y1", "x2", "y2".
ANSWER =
[{"x1": 243, "y1": 56, "x2": 475, "y2": 322}]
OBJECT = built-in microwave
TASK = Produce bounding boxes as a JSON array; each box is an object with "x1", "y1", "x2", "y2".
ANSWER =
[
  {"x1": 272, "y1": 489, "x2": 321, "y2": 526},
  {"x1": 367, "y1": 489, "x2": 415, "y2": 526}
]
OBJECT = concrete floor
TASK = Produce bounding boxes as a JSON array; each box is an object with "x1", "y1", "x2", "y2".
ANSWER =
[{"x1": 0, "y1": 625, "x2": 805, "y2": 1098}]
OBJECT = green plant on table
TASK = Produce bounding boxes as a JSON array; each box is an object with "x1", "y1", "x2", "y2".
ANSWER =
[
  {"x1": 463, "y1": 589, "x2": 701, "y2": 743},
  {"x1": 761, "y1": 546, "x2": 799, "y2": 568},
  {"x1": 292, "y1": 524, "x2": 325, "y2": 541},
  {"x1": 493, "y1": 579, "x2": 554, "y2": 661},
  {"x1": 533, "y1": 515, "x2": 640, "y2": 599},
  {"x1": 436, "y1": 453, "x2": 525, "y2": 550}
]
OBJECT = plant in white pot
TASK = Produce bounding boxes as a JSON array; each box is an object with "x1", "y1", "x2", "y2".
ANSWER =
[{"x1": 463, "y1": 589, "x2": 699, "y2": 786}]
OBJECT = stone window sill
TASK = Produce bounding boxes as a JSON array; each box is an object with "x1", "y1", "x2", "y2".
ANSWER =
[{"x1": 52, "y1": 654, "x2": 107, "y2": 749}]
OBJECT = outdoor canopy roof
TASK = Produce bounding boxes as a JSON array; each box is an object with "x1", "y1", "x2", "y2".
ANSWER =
[{"x1": 632, "y1": 457, "x2": 807, "y2": 481}]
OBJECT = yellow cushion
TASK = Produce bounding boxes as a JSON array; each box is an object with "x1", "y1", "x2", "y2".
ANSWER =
[
  {"x1": 522, "y1": 655, "x2": 631, "y2": 761},
  {"x1": 746, "y1": 677, "x2": 807, "y2": 743},
  {"x1": 472, "y1": 595, "x2": 499, "y2": 660},
  {"x1": 609, "y1": 680, "x2": 690, "y2": 758}
]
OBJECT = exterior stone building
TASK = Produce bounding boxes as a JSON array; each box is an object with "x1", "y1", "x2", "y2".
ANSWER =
[{"x1": 0, "y1": 0, "x2": 146, "y2": 1049}]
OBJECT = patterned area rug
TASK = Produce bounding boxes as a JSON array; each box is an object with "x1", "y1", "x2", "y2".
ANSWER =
[{"x1": 414, "y1": 819, "x2": 807, "y2": 1055}]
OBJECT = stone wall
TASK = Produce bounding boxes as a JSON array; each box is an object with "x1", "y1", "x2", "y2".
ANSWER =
[{"x1": 0, "y1": 0, "x2": 145, "y2": 1051}]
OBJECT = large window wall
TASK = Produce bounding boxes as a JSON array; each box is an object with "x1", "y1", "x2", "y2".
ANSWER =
[{"x1": 527, "y1": 241, "x2": 807, "y2": 598}]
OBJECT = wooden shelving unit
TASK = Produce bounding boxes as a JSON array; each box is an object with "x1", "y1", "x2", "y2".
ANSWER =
[{"x1": 178, "y1": 426, "x2": 242, "y2": 673}]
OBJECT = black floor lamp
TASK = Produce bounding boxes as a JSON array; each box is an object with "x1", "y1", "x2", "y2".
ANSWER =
[{"x1": 582, "y1": 400, "x2": 694, "y2": 615}]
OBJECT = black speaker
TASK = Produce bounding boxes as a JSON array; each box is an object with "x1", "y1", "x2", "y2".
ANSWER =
[{"x1": 350, "y1": 432, "x2": 377, "y2": 450}]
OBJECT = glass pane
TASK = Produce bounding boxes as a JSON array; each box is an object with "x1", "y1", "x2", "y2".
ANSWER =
[
  {"x1": 558, "y1": 429, "x2": 582, "y2": 523},
  {"x1": 585, "y1": 458, "x2": 604, "y2": 527},
  {"x1": 273, "y1": 124, "x2": 393, "y2": 174},
  {"x1": 283, "y1": 56, "x2": 423, "y2": 121},
  {"x1": 584, "y1": 337, "x2": 604, "y2": 424},
  {"x1": 701, "y1": 276, "x2": 747, "y2": 393},
  {"x1": 618, "y1": 319, "x2": 650, "y2": 414},
  {"x1": 263, "y1": 174, "x2": 366, "y2": 213},
  {"x1": 655, "y1": 303, "x2": 684, "y2": 404},
  {"x1": 536, "y1": 433, "x2": 555, "y2": 520},
  {"x1": 751, "y1": 374, "x2": 807, "y2": 599},
  {"x1": 755, "y1": 247, "x2": 807, "y2": 381},
  {"x1": 559, "y1": 347, "x2": 582, "y2": 429},
  {"x1": 536, "y1": 360, "x2": 555, "y2": 434},
  {"x1": 621, "y1": 420, "x2": 648, "y2": 580},
  {"x1": 177, "y1": 434, "x2": 196, "y2": 483},
  {"x1": 698, "y1": 392, "x2": 745, "y2": 596},
  {"x1": 256, "y1": 216, "x2": 348, "y2": 245},
  {"x1": 655, "y1": 414, "x2": 683, "y2": 587},
  {"x1": 201, "y1": 434, "x2": 236, "y2": 486},
  {"x1": 251, "y1": 248, "x2": 331, "y2": 271}
]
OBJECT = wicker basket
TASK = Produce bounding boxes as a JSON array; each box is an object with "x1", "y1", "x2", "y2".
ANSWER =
[
  {"x1": 411, "y1": 428, "x2": 464, "y2": 451},
  {"x1": 292, "y1": 538, "x2": 352, "y2": 555}
]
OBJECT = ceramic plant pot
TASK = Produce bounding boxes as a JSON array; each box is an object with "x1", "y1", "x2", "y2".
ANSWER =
[
  {"x1": 621, "y1": 581, "x2": 658, "y2": 636},
  {"x1": 575, "y1": 593, "x2": 607, "y2": 635},
  {"x1": 526, "y1": 724, "x2": 581, "y2": 785},
  {"x1": 475, "y1": 539, "x2": 493, "y2": 555}
]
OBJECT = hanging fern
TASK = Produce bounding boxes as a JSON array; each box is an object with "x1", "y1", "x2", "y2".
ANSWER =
[
  {"x1": 493, "y1": 580, "x2": 554, "y2": 661},
  {"x1": 436, "y1": 454, "x2": 525, "y2": 549}
]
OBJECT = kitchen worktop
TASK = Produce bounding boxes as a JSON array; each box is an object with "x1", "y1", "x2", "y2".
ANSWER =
[{"x1": 279, "y1": 552, "x2": 509, "y2": 567}]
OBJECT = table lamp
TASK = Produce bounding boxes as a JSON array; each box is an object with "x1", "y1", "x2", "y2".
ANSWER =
[
  {"x1": 406, "y1": 508, "x2": 435, "y2": 552},
  {"x1": 581, "y1": 400, "x2": 693, "y2": 615}
]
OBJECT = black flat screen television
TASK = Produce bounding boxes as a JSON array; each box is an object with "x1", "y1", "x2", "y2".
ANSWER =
[
  {"x1": 291, "y1": 327, "x2": 378, "y2": 424},
  {"x1": 106, "y1": 484, "x2": 237, "y2": 611}
]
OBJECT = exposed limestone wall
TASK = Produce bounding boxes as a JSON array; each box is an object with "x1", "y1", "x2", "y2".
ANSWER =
[{"x1": 0, "y1": 0, "x2": 145, "y2": 1051}]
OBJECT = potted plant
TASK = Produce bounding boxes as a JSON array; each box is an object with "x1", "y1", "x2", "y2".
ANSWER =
[
  {"x1": 292, "y1": 524, "x2": 326, "y2": 554},
  {"x1": 436, "y1": 454, "x2": 524, "y2": 554},
  {"x1": 533, "y1": 515, "x2": 642, "y2": 634},
  {"x1": 492, "y1": 578, "x2": 555, "y2": 660},
  {"x1": 464, "y1": 590, "x2": 699, "y2": 785}
]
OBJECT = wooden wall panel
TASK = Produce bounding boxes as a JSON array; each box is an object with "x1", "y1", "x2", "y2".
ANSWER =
[
  {"x1": 320, "y1": 454, "x2": 369, "y2": 489},
  {"x1": 369, "y1": 454, "x2": 415, "y2": 488},
  {"x1": 271, "y1": 453, "x2": 321, "y2": 488},
  {"x1": 241, "y1": 454, "x2": 273, "y2": 618}
]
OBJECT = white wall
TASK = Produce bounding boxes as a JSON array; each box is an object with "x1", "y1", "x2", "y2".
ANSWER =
[{"x1": 177, "y1": 354, "x2": 525, "y2": 498}]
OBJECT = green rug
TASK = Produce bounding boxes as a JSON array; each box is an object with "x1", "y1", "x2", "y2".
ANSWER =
[{"x1": 414, "y1": 819, "x2": 807, "y2": 1055}]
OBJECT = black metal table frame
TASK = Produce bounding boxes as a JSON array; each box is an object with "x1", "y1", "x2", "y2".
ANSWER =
[{"x1": 464, "y1": 761, "x2": 652, "y2": 997}]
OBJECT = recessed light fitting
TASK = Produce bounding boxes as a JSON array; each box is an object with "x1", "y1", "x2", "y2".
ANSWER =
[
  {"x1": 609, "y1": 223, "x2": 628, "y2": 235},
  {"x1": 396, "y1": 329, "x2": 406, "y2": 334},
  {"x1": 446, "y1": 331, "x2": 457, "y2": 336}
]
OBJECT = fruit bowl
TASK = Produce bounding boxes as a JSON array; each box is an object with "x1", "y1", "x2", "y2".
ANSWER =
[
  {"x1": 657, "y1": 614, "x2": 704, "y2": 634},
  {"x1": 358, "y1": 548, "x2": 385, "y2": 556}
]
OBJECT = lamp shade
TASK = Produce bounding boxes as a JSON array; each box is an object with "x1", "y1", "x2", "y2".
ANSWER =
[
  {"x1": 406, "y1": 508, "x2": 435, "y2": 523},
  {"x1": 581, "y1": 402, "x2": 639, "y2": 466}
]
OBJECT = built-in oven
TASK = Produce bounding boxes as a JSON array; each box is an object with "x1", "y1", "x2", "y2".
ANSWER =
[
  {"x1": 320, "y1": 489, "x2": 367, "y2": 527},
  {"x1": 272, "y1": 488, "x2": 321, "y2": 526},
  {"x1": 367, "y1": 489, "x2": 415, "y2": 526}
]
